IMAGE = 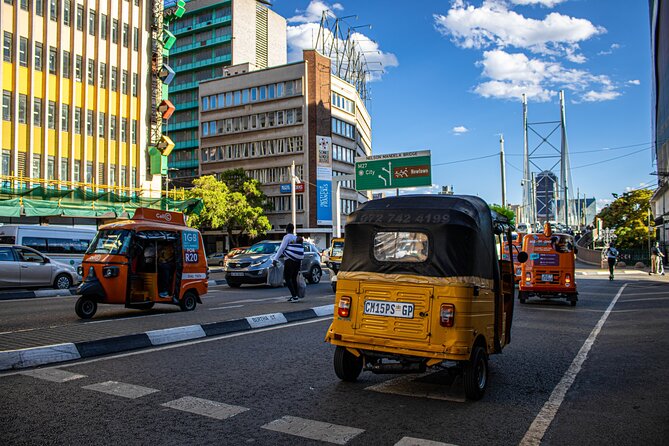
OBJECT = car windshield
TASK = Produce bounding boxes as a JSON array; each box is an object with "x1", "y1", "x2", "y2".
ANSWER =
[
  {"x1": 86, "y1": 230, "x2": 132, "y2": 255},
  {"x1": 331, "y1": 241, "x2": 344, "y2": 257},
  {"x1": 246, "y1": 243, "x2": 279, "y2": 255}
]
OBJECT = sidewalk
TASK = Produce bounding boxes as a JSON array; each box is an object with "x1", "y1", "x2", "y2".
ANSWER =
[{"x1": 576, "y1": 260, "x2": 658, "y2": 276}]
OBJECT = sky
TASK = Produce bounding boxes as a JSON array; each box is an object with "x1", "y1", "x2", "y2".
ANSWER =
[{"x1": 270, "y1": 0, "x2": 655, "y2": 211}]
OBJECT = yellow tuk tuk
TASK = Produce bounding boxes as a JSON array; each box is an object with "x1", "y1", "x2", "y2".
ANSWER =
[{"x1": 325, "y1": 195, "x2": 524, "y2": 400}]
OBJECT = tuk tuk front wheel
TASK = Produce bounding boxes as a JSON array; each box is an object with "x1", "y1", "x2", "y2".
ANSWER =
[
  {"x1": 334, "y1": 346, "x2": 363, "y2": 382},
  {"x1": 463, "y1": 346, "x2": 488, "y2": 400},
  {"x1": 75, "y1": 297, "x2": 98, "y2": 319},
  {"x1": 179, "y1": 291, "x2": 197, "y2": 312}
]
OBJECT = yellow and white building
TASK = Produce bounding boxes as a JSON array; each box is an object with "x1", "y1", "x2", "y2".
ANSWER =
[{"x1": 1, "y1": 0, "x2": 161, "y2": 197}]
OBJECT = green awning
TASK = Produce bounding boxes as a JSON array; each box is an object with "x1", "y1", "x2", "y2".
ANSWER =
[
  {"x1": 0, "y1": 198, "x2": 21, "y2": 217},
  {"x1": 22, "y1": 199, "x2": 62, "y2": 217}
]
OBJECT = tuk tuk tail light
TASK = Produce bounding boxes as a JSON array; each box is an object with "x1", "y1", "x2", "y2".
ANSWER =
[
  {"x1": 565, "y1": 273, "x2": 572, "y2": 286},
  {"x1": 525, "y1": 272, "x2": 531, "y2": 283},
  {"x1": 338, "y1": 296, "x2": 351, "y2": 318},
  {"x1": 439, "y1": 304, "x2": 455, "y2": 327}
]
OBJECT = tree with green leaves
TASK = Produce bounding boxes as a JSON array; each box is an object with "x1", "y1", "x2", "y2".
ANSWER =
[
  {"x1": 218, "y1": 168, "x2": 271, "y2": 211},
  {"x1": 597, "y1": 189, "x2": 654, "y2": 250},
  {"x1": 490, "y1": 204, "x2": 516, "y2": 227},
  {"x1": 187, "y1": 175, "x2": 271, "y2": 247}
]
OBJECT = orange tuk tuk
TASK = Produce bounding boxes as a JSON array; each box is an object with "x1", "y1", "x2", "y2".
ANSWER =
[
  {"x1": 501, "y1": 232, "x2": 524, "y2": 283},
  {"x1": 75, "y1": 208, "x2": 208, "y2": 319},
  {"x1": 518, "y1": 223, "x2": 578, "y2": 306}
]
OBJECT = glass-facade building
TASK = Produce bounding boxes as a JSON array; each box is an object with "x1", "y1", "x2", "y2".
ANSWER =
[{"x1": 166, "y1": 0, "x2": 286, "y2": 186}]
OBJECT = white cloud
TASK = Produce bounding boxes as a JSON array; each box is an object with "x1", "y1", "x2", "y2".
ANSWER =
[
  {"x1": 288, "y1": 1, "x2": 343, "y2": 24},
  {"x1": 598, "y1": 43, "x2": 621, "y2": 56},
  {"x1": 286, "y1": 1, "x2": 398, "y2": 80},
  {"x1": 627, "y1": 79, "x2": 641, "y2": 85},
  {"x1": 581, "y1": 89, "x2": 621, "y2": 102},
  {"x1": 433, "y1": 1, "x2": 605, "y2": 60},
  {"x1": 511, "y1": 0, "x2": 566, "y2": 7},
  {"x1": 453, "y1": 126, "x2": 469, "y2": 134}
]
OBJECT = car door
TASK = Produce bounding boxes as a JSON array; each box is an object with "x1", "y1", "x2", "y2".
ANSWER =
[
  {"x1": 0, "y1": 247, "x2": 21, "y2": 288},
  {"x1": 17, "y1": 247, "x2": 54, "y2": 287},
  {"x1": 301, "y1": 243, "x2": 317, "y2": 273}
]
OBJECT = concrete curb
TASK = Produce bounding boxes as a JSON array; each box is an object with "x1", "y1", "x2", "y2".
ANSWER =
[
  {"x1": 0, "y1": 304, "x2": 335, "y2": 371},
  {"x1": 576, "y1": 270, "x2": 653, "y2": 276},
  {"x1": 0, "y1": 279, "x2": 228, "y2": 301}
]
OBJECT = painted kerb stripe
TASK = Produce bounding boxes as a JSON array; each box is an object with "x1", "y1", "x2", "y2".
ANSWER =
[
  {"x1": 146, "y1": 325, "x2": 206, "y2": 345},
  {"x1": 0, "y1": 343, "x2": 80, "y2": 370}
]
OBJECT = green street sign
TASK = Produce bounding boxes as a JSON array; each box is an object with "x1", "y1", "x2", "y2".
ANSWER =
[{"x1": 355, "y1": 151, "x2": 432, "y2": 191}]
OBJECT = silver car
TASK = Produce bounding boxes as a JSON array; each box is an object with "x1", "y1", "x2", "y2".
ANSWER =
[
  {"x1": 225, "y1": 240, "x2": 322, "y2": 288},
  {"x1": 0, "y1": 244, "x2": 81, "y2": 289}
]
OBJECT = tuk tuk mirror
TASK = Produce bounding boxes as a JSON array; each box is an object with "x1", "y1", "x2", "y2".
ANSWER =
[{"x1": 517, "y1": 251, "x2": 529, "y2": 263}]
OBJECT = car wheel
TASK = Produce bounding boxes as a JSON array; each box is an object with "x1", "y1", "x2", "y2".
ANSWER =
[
  {"x1": 75, "y1": 297, "x2": 97, "y2": 319},
  {"x1": 307, "y1": 265, "x2": 322, "y2": 284},
  {"x1": 228, "y1": 282, "x2": 242, "y2": 288},
  {"x1": 463, "y1": 346, "x2": 488, "y2": 400},
  {"x1": 334, "y1": 346, "x2": 363, "y2": 382},
  {"x1": 179, "y1": 291, "x2": 197, "y2": 311},
  {"x1": 54, "y1": 273, "x2": 73, "y2": 290}
]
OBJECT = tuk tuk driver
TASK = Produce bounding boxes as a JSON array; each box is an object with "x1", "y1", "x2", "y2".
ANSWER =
[{"x1": 158, "y1": 243, "x2": 176, "y2": 301}]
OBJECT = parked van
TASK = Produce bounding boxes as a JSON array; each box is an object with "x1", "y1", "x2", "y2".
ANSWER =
[{"x1": 0, "y1": 225, "x2": 95, "y2": 268}]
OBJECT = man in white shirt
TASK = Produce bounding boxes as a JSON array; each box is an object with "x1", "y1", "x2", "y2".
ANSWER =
[{"x1": 271, "y1": 223, "x2": 304, "y2": 302}]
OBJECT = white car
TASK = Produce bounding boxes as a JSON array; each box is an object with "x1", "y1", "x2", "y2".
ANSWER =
[{"x1": 0, "y1": 244, "x2": 81, "y2": 289}]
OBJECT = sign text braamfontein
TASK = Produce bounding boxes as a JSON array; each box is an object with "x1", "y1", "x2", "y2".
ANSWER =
[{"x1": 355, "y1": 151, "x2": 432, "y2": 191}]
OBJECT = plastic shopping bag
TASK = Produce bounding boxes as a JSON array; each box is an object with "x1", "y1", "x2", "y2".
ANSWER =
[
  {"x1": 268, "y1": 262, "x2": 284, "y2": 287},
  {"x1": 297, "y1": 272, "x2": 307, "y2": 299}
]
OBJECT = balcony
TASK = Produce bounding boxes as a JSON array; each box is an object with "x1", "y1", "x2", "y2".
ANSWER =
[
  {"x1": 171, "y1": 35, "x2": 233, "y2": 56},
  {"x1": 172, "y1": 15, "x2": 232, "y2": 37},
  {"x1": 169, "y1": 159, "x2": 199, "y2": 169},
  {"x1": 174, "y1": 100, "x2": 198, "y2": 110},
  {"x1": 167, "y1": 120, "x2": 199, "y2": 131},
  {"x1": 169, "y1": 81, "x2": 199, "y2": 93},
  {"x1": 175, "y1": 55, "x2": 232, "y2": 73},
  {"x1": 175, "y1": 139, "x2": 199, "y2": 149}
]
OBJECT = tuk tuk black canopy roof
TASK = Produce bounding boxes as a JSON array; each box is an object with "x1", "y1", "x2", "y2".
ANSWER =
[{"x1": 341, "y1": 195, "x2": 502, "y2": 280}]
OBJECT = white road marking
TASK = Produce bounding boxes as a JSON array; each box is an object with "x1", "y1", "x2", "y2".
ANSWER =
[
  {"x1": 0, "y1": 343, "x2": 80, "y2": 370},
  {"x1": 618, "y1": 297, "x2": 669, "y2": 303},
  {"x1": 519, "y1": 283, "x2": 627, "y2": 446},
  {"x1": 366, "y1": 373, "x2": 465, "y2": 403},
  {"x1": 86, "y1": 313, "x2": 171, "y2": 324},
  {"x1": 0, "y1": 317, "x2": 333, "y2": 377},
  {"x1": 82, "y1": 380, "x2": 159, "y2": 399},
  {"x1": 20, "y1": 368, "x2": 86, "y2": 382},
  {"x1": 395, "y1": 437, "x2": 458, "y2": 446},
  {"x1": 162, "y1": 396, "x2": 249, "y2": 420},
  {"x1": 208, "y1": 305, "x2": 244, "y2": 311},
  {"x1": 146, "y1": 325, "x2": 206, "y2": 345},
  {"x1": 261, "y1": 415, "x2": 364, "y2": 445}
]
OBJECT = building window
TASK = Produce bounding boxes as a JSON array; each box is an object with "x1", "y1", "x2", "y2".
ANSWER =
[
  {"x1": 63, "y1": 0, "x2": 71, "y2": 25},
  {"x1": 32, "y1": 155, "x2": 42, "y2": 178},
  {"x1": 34, "y1": 42, "x2": 43, "y2": 71},
  {"x1": 110, "y1": 116, "x2": 117, "y2": 140},
  {"x1": 74, "y1": 107, "x2": 81, "y2": 134},
  {"x1": 18, "y1": 94, "x2": 27, "y2": 124},
  {"x1": 86, "y1": 110, "x2": 94, "y2": 136},
  {"x1": 101, "y1": 14, "x2": 108, "y2": 40},
  {"x1": 99, "y1": 62, "x2": 106, "y2": 88},
  {"x1": 132, "y1": 73, "x2": 138, "y2": 97},
  {"x1": 111, "y1": 68, "x2": 117, "y2": 91},
  {"x1": 1, "y1": 150, "x2": 10, "y2": 176},
  {"x1": 19, "y1": 37, "x2": 29, "y2": 67},
  {"x1": 133, "y1": 27, "x2": 138, "y2": 51},
  {"x1": 47, "y1": 156, "x2": 55, "y2": 180},
  {"x1": 122, "y1": 70, "x2": 128, "y2": 94},
  {"x1": 47, "y1": 101, "x2": 56, "y2": 129},
  {"x1": 112, "y1": 19, "x2": 118, "y2": 44},
  {"x1": 33, "y1": 98, "x2": 42, "y2": 126},
  {"x1": 60, "y1": 159, "x2": 68, "y2": 182},
  {"x1": 98, "y1": 112, "x2": 105, "y2": 136},
  {"x1": 87, "y1": 59, "x2": 95, "y2": 85},
  {"x1": 48, "y1": 47, "x2": 57, "y2": 74},
  {"x1": 74, "y1": 160, "x2": 80, "y2": 182},
  {"x1": 122, "y1": 24, "x2": 129, "y2": 48},
  {"x1": 35, "y1": 0, "x2": 43, "y2": 16},
  {"x1": 75, "y1": 55, "x2": 82, "y2": 82},
  {"x1": 88, "y1": 9, "x2": 96, "y2": 36},
  {"x1": 2, "y1": 91, "x2": 11, "y2": 122},
  {"x1": 76, "y1": 4, "x2": 84, "y2": 31},
  {"x1": 121, "y1": 118, "x2": 127, "y2": 142},
  {"x1": 131, "y1": 119, "x2": 137, "y2": 143},
  {"x1": 86, "y1": 162, "x2": 93, "y2": 183},
  {"x1": 50, "y1": 0, "x2": 58, "y2": 22},
  {"x1": 62, "y1": 50, "x2": 71, "y2": 78},
  {"x1": 3, "y1": 32, "x2": 12, "y2": 62},
  {"x1": 61, "y1": 104, "x2": 69, "y2": 131}
]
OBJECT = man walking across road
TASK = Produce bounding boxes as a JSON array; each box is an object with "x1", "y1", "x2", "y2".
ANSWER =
[
  {"x1": 652, "y1": 241, "x2": 665, "y2": 275},
  {"x1": 271, "y1": 223, "x2": 304, "y2": 302},
  {"x1": 605, "y1": 242, "x2": 619, "y2": 281}
]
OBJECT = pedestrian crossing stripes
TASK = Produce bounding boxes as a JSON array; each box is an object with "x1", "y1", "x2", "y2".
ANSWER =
[
  {"x1": 82, "y1": 381, "x2": 160, "y2": 399},
  {"x1": 19, "y1": 368, "x2": 86, "y2": 383},
  {"x1": 261, "y1": 415, "x2": 365, "y2": 445},
  {"x1": 162, "y1": 396, "x2": 249, "y2": 420},
  {"x1": 394, "y1": 437, "x2": 459, "y2": 446}
]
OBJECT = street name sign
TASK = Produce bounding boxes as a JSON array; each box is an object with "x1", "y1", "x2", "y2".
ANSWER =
[{"x1": 355, "y1": 151, "x2": 432, "y2": 191}]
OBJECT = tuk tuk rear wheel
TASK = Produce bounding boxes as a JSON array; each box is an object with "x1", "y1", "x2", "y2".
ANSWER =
[
  {"x1": 179, "y1": 291, "x2": 197, "y2": 312},
  {"x1": 518, "y1": 291, "x2": 527, "y2": 304},
  {"x1": 75, "y1": 297, "x2": 98, "y2": 319},
  {"x1": 334, "y1": 346, "x2": 362, "y2": 382},
  {"x1": 463, "y1": 346, "x2": 488, "y2": 400}
]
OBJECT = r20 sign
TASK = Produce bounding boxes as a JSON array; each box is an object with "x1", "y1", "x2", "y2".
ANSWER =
[{"x1": 185, "y1": 251, "x2": 199, "y2": 263}]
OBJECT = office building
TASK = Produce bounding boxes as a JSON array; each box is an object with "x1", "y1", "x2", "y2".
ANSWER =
[
  {"x1": 198, "y1": 50, "x2": 372, "y2": 249},
  {"x1": 1, "y1": 0, "x2": 163, "y2": 201},
  {"x1": 166, "y1": 0, "x2": 286, "y2": 185}
]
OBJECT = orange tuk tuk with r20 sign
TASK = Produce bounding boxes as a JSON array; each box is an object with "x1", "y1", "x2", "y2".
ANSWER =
[{"x1": 75, "y1": 208, "x2": 208, "y2": 319}]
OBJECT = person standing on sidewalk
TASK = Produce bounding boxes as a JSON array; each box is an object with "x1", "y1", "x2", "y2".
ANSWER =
[
  {"x1": 271, "y1": 223, "x2": 304, "y2": 302},
  {"x1": 605, "y1": 242, "x2": 619, "y2": 280},
  {"x1": 652, "y1": 241, "x2": 665, "y2": 275}
]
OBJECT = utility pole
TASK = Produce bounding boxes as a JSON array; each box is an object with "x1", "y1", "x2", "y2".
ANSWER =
[
  {"x1": 500, "y1": 134, "x2": 507, "y2": 208},
  {"x1": 291, "y1": 161, "x2": 297, "y2": 231}
]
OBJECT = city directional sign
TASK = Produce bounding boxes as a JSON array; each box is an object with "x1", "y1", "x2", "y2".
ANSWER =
[{"x1": 355, "y1": 151, "x2": 432, "y2": 191}]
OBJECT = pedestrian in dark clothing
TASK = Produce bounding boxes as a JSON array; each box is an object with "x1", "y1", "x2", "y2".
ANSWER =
[
  {"x1": 271, "y1": 223, "x2": 304, "y2": 302},
  {"x1": 605, "y1": 242, "x2": 619, "y2": 280}
]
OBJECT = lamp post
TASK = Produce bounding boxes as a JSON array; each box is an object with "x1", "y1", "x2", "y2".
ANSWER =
[{"x1": 290, "y1": 161, "x2": 302, "y2": 231}]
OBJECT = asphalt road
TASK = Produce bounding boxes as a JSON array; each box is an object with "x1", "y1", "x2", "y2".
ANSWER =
[{"x1": 1, "y1": 275, "x2": 668, "y2": 445}]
